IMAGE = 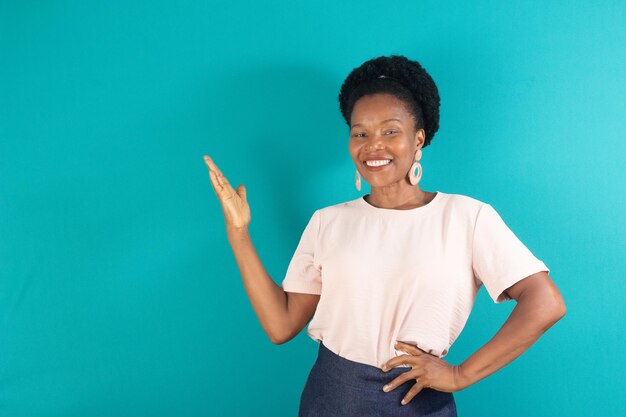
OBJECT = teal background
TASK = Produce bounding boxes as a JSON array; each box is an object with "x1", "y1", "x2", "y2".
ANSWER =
[{"x1": 1, "y1": 0, "x2": 624, "y2": 415}]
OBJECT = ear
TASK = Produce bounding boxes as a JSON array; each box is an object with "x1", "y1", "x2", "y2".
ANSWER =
[{"x1": 414, "y1": 128, "x2": 426, "y2": 150}]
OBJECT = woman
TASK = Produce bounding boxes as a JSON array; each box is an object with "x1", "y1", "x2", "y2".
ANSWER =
[{"x1": 203, "y1": 55, "x2": 566, "y2": 417}]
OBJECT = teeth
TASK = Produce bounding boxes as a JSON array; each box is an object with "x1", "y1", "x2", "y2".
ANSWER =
[{"x1": 365, "y1": 159, "x2": 391, "y2": 167}]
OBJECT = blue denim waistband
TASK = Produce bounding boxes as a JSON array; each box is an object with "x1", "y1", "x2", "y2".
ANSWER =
[
  {"x1": 314, "y1": 341, "x2": 424, "y2": 392},
  {"x1": 299, "y1": 341, "x2": 457, "y2": 416}
]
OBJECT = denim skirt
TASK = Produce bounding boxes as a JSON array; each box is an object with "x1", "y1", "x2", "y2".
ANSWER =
[{"x1": 298, "y1": 341, "x2": 457, "y2": 417}]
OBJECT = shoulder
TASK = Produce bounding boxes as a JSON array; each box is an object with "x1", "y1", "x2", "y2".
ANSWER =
[
  {"x1": 301, "y1": 197, "x2": 365, "y2": 229},
  {"x1": 433, "y1": 192, "x2": 491, "y2": 230},
  {"x1": 432, "y1": 189, "x2": 489, "y2": 214},
  {"x1": 314, "y1": 196, "x2": 363, "y2": 216},
  {"x1": 297, "y1": 198, "x2": 360, "y2": 222},
  {"x1": 441, "y1": 191, "x2": 488, "y2": 211}
]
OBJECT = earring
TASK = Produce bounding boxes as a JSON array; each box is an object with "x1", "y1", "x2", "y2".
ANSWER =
[
  {"x1": 408, "y1": 149, "x2": 423, "y2": 185},
  {"x1": 355, "y1": 169, "x2": 361, "y2": 191}
]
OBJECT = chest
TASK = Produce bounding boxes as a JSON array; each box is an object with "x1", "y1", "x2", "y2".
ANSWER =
[{"x1": 316, "y1": 215, "x2": 473, "y2": 297}]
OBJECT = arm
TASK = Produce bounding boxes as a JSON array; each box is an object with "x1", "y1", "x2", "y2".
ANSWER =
[
  {"x1": 227, "y1": 226, "x2": 320, "y2": 344},
  {"x1": 381, "y1": 271, "x2": 565, "y2": 404},
  {"x1": 457, "y1": 271, "x2": 566, "y2": 389},
  {"x1": 203, "y1": 155, "x2": 319, "y2": 344}
]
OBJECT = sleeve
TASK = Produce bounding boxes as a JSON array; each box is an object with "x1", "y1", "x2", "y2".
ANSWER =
[
  {"x1": 472, "y1": 203, "x2": 550, "y2": 303},
  {"x1": 280, "y1": 209, "x2": 322, "y2": 295}
]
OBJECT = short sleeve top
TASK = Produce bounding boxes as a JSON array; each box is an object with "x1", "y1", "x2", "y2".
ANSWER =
[{"x1": 280, "y1": 191, "x2": 550, "y2": 368}]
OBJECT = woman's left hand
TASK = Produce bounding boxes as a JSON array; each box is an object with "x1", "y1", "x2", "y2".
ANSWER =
[{"x1": 381, "y1": 341, "x2": 467, "y2": 406}]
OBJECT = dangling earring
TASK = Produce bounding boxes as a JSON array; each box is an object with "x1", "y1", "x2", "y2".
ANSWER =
[
  {"x1": 408, "y1": 149, "x2": 423, "y2": 185},
  {"x1": 355, "y1": 169, "x2": 362, "y2": 191}
]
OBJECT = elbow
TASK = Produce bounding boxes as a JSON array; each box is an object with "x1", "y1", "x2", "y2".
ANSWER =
[
  {"x1": 520, "y1": 291, "x2": 566, "y2": 327},
  {"x1": 552, "y1": 288, "x2": 567, "y2": 320},
  {"x1": 268, "y1": 329, "x2": 295, "y2": 345},
  {"x1": 269, "y1": 334, "x2": 287, "y2": 345},
  {"x1": 547, "y1": 279, "x2": 567, "y2": 321},
  {"x1": 530, "y1": 284, "x2": 567, "y2": 323},
  {"x1": 546, "y1": 296, "x2": 567, "y2": 324},
  {"x1": 554, "y1": 299, "x2": 567, "y2": 320}
]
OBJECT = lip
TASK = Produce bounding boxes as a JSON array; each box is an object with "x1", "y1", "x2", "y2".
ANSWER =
[{"x1": 362, "y1": 155, "x2": 393, "y2": 162}]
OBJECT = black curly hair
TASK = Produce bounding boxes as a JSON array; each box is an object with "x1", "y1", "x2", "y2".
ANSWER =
[{"x1": 338, "y1": 54, "x2": 440, "y2": 147}]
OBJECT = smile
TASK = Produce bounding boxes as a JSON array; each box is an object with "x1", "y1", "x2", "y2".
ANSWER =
[
  {"x1": 365, "y1": 159, "x2": 392, "y2": 167},
  {"x1": 363, "y1": 159, "x2": 393, "y2": 171}
]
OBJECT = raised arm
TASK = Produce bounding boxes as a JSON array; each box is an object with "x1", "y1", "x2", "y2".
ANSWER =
[{"x1": 203, "y1": 155, "x2": 320, "y2": 344}]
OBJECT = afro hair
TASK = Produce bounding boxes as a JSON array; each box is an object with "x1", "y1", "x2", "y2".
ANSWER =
[{"x1": 338, "y1": 55, "x2": 440, "y2": 147}]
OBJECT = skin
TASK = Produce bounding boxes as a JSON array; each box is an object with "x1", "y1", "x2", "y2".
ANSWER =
[
  {"x1": 382, "y1": 270, "x2": 565, "y2": 406},
  {"x1": 204, "y1": 92, "x2": 567, "y2": 407},
  {"x1": 349, "y1": 93, "x2": 434, "y2": 209},
  {"x1": 203, "y1": 154, "x2": 319, "y2": 345}
]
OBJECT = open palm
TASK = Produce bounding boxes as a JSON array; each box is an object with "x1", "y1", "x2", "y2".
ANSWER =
[{"x1": 204, "y1": 155, "x2": 251, "y2": 230}]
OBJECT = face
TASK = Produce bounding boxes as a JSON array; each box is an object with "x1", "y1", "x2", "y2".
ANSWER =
[{"x1": 348, "y1": 93, "x2": 425, "y2": 189}]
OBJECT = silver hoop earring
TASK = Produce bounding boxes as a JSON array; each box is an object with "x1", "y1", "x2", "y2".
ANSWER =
[{"x1": 355, "y1": 169, "x2": 361, "y2": 191}]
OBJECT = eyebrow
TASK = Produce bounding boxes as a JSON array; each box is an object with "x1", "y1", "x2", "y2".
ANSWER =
[{"x1": 351, "y1": 118, "x2": 402, "y2": 128}]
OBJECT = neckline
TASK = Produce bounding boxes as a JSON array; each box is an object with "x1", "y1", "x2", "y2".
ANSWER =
[{"x1": 357, "y1": 191, "x2": 444, "y2": 215}]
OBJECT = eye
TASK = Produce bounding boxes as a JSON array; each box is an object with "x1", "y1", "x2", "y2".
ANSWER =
[
  {"x1": 352, "y1": 132, "x2": 366, "y2": 137},
  {"x1": 384, "y1": 129, "x2": 398, "y2": 135}
]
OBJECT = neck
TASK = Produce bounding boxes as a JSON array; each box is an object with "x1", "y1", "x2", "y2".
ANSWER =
[{"x1": 366, "y1": 181, "x2": 430, "y2": 210}]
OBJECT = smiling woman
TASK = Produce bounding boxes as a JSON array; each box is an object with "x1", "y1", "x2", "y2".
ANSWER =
[
  {"x1": 349, "y1": 93, "x2": 425, "y2": 192},
  {"x1": 204, "y1": 54, "x2": 565, "y2": 417}
]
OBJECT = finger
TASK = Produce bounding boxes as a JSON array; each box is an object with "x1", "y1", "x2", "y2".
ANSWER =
[
  {"x1": 236, "y1": 184, "x2": 247, "y2": 204},
  {"x1": 203, "y1": 155, "x2": 217, "y2": 171},
  {"x1": 213, "y1": 167, "x2": 233, "y2": 190},
  {"x1": 204, "y1": 156, "x2": 222, "y2": 190},
  {"x1": 395, "y1": 342, "x2": 424, "y2": 356},
  {"x1": 206, "y1": 162, "x2": 223, "y2": 190},
  {"x1": 207, "y1": 164, "x2": 232, "y2": 200},
  {"x1": 204, "y1": 155, "x2": 228, "y2": 181},
  {"x1": 204, "y1": 156, "x2": 236, "y2": 198},
  {"x1": 204, "y1": 155, "x2": 219, "y2": 177},
  {"x1": 382, "y1": 369, "x2": 421, "y2": 393},
  {"x1": 401, "y1": 380, "x2": 425, "y2": 406},
  {"x1": 381, "y1": 354, "x2": 414, "y2": 372}
]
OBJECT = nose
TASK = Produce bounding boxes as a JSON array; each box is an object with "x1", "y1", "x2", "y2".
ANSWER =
[{"x1": 364, "y1": 134, "x2": 385, "y2": 151}]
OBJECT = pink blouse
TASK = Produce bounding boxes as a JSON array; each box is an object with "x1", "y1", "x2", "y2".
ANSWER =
[{"x1": 281, "y1": 191, "x2": 550, "y2": 368}]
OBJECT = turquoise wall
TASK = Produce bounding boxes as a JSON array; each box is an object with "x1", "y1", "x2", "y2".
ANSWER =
[{"x1": 1, "y1": 0, "x2": 624, "y2": 415}]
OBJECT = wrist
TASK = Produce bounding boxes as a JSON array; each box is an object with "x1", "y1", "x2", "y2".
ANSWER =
[
  {"x1": 226, "y1": 224, "x2": 250, "y2": 239},
  {"x1": 454, "y1": 364, "x2": 474, "y2": 391}
]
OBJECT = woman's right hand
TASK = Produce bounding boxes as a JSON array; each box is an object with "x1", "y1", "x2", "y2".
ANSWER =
[{"x1": 203, "y1": 155, "x2": 251, "y2": 231}]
